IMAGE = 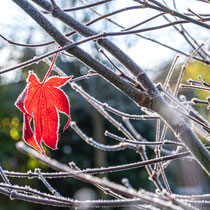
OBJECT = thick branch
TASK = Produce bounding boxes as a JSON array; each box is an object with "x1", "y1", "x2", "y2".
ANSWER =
[
  {"x1": 11, "y1": 0, "x2": 150, "y2": 109},
  {"x1": 12, "y1": 0, "x2": 210, "y2": 175},
  {"x1": 32, "y1": 0, "x2": 158, "y2": 95}
]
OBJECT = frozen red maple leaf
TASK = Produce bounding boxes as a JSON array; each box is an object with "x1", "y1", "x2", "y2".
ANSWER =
[{"x1": 15, "y1": 51, "x2": 72, "y2": 155}]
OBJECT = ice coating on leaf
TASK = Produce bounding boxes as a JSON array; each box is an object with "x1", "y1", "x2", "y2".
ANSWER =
[
  {"x1": 45, "y1": 76, "x2": 72, "y2": 87},
  {"x1": 23, "y1": 114, "x2": 45, "y2": 155},
  {"x1": 15, "y1": 71, "x2": 72, "y2": 155},
  {"x1": 15, "y1": 86, "x2": 29, "y2": 115}
]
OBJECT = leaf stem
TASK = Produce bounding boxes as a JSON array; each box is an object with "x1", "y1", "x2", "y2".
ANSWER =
[{"x1": 42, "y1": 46, "x2": 60, "y2": 83}]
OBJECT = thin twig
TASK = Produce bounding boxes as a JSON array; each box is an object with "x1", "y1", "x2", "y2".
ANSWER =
[
  {"x1": 35, "y1": 168, "x2": 61, "y2": 197},
  {"x1": 63, "y1": 0, "x2": 112, "y2": 12},
  {"x1": 70, "y1": 121, "x2": 132, "y2": 151},
  {"x1": 122, "y1": 12, "x2": 166, "y2": 31},
  {"x1": 181, "y1": 84, "x2": 210, "y2": 92},
  {"x1": 174, "y1": 44, "x2": 204, "y2": 96},
  {"x1": 105, "y1": 131, "x2": 184, "y2": 147}
]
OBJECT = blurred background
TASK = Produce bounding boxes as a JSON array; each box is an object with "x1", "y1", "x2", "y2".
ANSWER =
[{"x1": 0, "y1": 0, "x2": 209, "y2": 209}]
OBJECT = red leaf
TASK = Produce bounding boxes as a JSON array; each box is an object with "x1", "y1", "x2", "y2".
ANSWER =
[
  {"x1": 16, "y1": 71, "x2": 72, "y2": 155},
  {"x1": 23, "y1": 114, "x2": 45, "y2": 155}
]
